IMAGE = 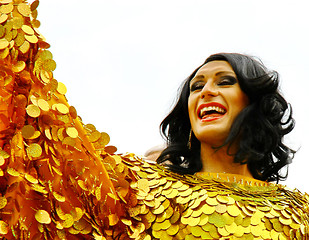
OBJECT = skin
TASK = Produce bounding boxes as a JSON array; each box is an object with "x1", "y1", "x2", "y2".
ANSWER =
[
  {"x1": 144, "y1": 145, "x2": 166, "y2": 163},
  {"x1": 188, "y1": 60, "x2": 253, "y2": 177}
]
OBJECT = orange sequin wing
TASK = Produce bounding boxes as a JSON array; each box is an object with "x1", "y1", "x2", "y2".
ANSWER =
[{"x1": 0, "y1": 1, "x2": 123, "y2": 239}]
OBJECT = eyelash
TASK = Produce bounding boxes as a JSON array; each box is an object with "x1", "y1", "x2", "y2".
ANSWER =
[
  {"x1": 190, "y1": 82, "x2": 204, "y2": 92},
  {"x1": 190, "y1": 76, "x2": 237, "y2": 92},
  {"x1": 218, "y1": 76, "x2": 237, "y2": 86}
]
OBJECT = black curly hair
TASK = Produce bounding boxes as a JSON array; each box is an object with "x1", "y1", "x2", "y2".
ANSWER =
[{"x1": 157, "y1": 53, "x2": 295, "y2": 182}]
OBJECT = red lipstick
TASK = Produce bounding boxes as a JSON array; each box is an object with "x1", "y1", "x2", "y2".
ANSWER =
[{"x1": 197, "y1": 102, "x2": 227, "y2": 122}]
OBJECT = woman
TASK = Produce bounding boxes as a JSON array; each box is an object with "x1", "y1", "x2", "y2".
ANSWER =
[
  {"x1": 158, "y1": 53, "x2": 295, "y2": 183},
  {"x1": 0, "y1": 1, "x2": 308, "y2": 239}
]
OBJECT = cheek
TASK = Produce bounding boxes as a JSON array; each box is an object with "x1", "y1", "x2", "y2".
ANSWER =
[
  {"x1": 231, "y1": 93, "x2": 249, "y2": 116},
  {"x1": 238, "y1": 93, "x2": 249, "y2": 108}
]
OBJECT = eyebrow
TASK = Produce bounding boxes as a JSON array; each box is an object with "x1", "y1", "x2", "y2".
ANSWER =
[
  {"x1": 192, "y1": 71, "x2": 236, "y2": 81},
  {"x1": 215, "y1": 71, "x2": 235, "y2": 76}
]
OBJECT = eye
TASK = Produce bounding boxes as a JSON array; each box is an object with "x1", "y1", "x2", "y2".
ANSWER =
[
  {"x1": 218, "y1": 76, "x2": 237, "y2": 86},
  {"x1": 190, "y1": 81, "x2": 205, "y2": 92}
]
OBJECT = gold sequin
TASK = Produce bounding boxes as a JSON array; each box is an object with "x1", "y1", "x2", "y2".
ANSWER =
[
  {"x1": 27, "y1": 143, "x2": 42, "y2": 158},
  {"x1": 0, "y1": 14, "x2": 8, "y2": 24},
  {"x1": 53, "y1": 192, "x2": 65, "y2": 202},
  {"x1": 7, "y1": 167, "x2": 20, "y2": 177},
  {"x1": 21, "y1": 24, "x2": 34, "y2": 35},
  {"x1": 19, "y1": 39, "x2": 30, "y2": 53},
  {"x1": 12, "y1": 61, "x2": 26, "y2": 72},
  {"x1": 17, "y1": 3, "x2": 31, "y2": 17},
  {"x1": 57, "y1": 82, "x2": 67, "y2": 95},
  {"x1": 0, "y1": 3, "x2": 13, "y2": 14},
  {"x1": 21, "y1": 125, "x2": 35, "y2": 139},
  {"x1": 43, "y1": 58, "x2": 56, "y2": 71},
  {"x1": 24, "y1": 34, "x2": 38, "y2": 43},
  {"x1": 0, "y1": 221, "x2": 9, "y2": 234},
  {"x1": 24, "y1": 173, "x2": 38, "y2": 184},
  {"x1": 35, "y1": 210, "x2": 51, "y2": 224},
  {"x1": 0, "y1": 196, "x2": 7, "y2": 209},
  {"x1": 26, "y1": 104, "x2": 41, "y2": 118},
  {"x1": 62, "y1": 214, "x2": 74, "y2": 228},
  {"x1": 54, "y1": 103, "x2": 69, "y2": 114},
  {"x1": 38, "y1": 99, "x2": 50, "y2": 111},
  {"x1": 66, "y1": 127, "x2": 78, "y2": 138},
  {"x1": 88, "y1": 130, "x2": 101, "y2": 142},
  {"x1": 0, "y1": 156, "x2": 5, "y2": 167}
]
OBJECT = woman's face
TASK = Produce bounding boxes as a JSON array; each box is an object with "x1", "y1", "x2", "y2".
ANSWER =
[{"x1": 188, "y1": 60, "x2": 249, "y2": 145}]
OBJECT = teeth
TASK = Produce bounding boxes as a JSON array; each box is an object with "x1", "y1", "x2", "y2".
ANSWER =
[{"x1": 200, "y1": 106, "x2": 226, "y2": 117}]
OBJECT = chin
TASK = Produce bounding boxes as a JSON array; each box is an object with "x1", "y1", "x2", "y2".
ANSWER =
[
  {"x1": 196, "y1": 133, "x2": 228, "y2": 146},
  {"x1": 195, "y1": 127, "x2": 229, "y2": 141}
]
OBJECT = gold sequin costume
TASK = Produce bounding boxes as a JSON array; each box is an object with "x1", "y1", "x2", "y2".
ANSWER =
[{"x1": 0, "y1": 1, "x2": 308, "y2": 239}]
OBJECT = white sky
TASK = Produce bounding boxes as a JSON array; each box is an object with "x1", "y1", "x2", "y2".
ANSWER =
[{"x1": 36, "y1": 0, "x2": 309, "y2": 193}]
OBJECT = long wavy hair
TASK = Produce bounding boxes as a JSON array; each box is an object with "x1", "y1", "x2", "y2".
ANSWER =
[{"x1": 157, "y1": 53, "x2": 295, "y2": 182}]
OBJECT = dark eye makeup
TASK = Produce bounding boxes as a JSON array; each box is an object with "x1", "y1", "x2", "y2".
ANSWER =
[
  {"x1": 190, "y1": 76, "x2": 237, "y2": 92},
  {"x1": 217, "y1": 76, "x2": 237, "y2": 86},
  {"x1": 190, "y1": 81, "x2": 205, "y2": 92}
]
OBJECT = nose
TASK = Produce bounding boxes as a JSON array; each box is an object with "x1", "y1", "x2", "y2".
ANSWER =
[{"x1": 200, "y1": 81, "x2": 218, "y2": 99}]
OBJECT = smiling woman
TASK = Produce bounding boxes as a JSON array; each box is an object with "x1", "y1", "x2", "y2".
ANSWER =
[
  {"x1": 188, "y1": 61, "x2": 251, "y2": 176},
  {"x1": 158, "y1": 53, "x2": 295, "y2": 182},
  {"x1": 0, "y1": 1, "x2": 309, "y2": 240},
  {"x1": 188, "y1": 61, "x2": 249, "y2": 147}
]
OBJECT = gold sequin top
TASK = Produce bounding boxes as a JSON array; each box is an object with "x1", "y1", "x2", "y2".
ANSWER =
[{"x1": 0, "y1": 1, "x2": 308, "y2": 239}]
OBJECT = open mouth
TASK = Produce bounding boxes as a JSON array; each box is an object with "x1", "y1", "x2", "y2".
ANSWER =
[{"x1": 198, "y1": 104, "x2": 227, "y2": 120}]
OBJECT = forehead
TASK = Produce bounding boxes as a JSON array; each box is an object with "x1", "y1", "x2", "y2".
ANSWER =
[{"x1": 195, "y1": 60, "x2": 235, "y2": 76}]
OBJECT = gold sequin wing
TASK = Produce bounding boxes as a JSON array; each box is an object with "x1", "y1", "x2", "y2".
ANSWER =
[{"x1": 0, "y1": 1, "x2": 121, "y2": 239}]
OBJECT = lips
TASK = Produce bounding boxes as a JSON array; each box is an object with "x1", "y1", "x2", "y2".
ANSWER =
[{"x1": 197, "y1": 103, "x2": 227, "y2": 121}]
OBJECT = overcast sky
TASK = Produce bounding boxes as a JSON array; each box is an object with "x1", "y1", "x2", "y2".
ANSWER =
[{"x1": 36, "y1": 0, "x2": 309, "y2": 193}]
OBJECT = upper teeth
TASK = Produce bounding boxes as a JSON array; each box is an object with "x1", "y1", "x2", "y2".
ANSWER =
[{"x1": 200, "y1": 106, "x2": 226, "y2": 117}]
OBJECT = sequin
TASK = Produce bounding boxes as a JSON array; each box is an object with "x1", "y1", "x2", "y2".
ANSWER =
[{"x1": 35, "y1": 210, "x2": 51, "y2": 224}]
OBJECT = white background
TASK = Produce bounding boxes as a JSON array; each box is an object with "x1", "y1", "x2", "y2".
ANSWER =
[{"x1": 36, "y1": 0, "x2": 309, "y2": 193}]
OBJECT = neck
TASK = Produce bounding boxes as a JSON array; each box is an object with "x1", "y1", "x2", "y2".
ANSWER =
[{"x1": 199, "y1": 142, "x2": 253, "y2": 178}]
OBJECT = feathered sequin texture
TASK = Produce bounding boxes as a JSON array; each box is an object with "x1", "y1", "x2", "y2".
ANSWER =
[{"x1": 0, "y1": 1, "x2": 308, "y2": 239}]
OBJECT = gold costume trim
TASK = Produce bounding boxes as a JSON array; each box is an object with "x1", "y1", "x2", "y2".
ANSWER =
[{"x1": 195, "y1": 172, "x2": 269, "y2": 186}]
